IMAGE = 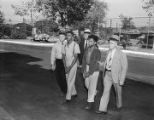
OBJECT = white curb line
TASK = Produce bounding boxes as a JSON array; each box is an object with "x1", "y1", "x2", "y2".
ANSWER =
[
  {"x1": 99, "y1": 47, "x2": 154, "y2": 57},
  {"x1": 0, "y1": 39, "x2": 54, "y2": 47},
  {"x1": 1, "y1": 39, "x2": 154, "y2": 57}
]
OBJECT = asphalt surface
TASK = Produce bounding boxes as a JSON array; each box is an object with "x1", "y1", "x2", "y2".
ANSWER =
[{"x1": 0, "y1": 43, "x2": 154, "y2": 120}]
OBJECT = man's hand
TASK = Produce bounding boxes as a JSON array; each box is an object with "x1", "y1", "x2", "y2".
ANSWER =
[
  {"x1": 119, "y1": 81, "x2": 124, "y2": 86},
  {"x1": 83, "y1": 72, "x2": 89, "y2": 78},
  {"x1": 97, "y1": 61, "x2": 104, "y2": 66},
  {"x1": 65, "y1": 66, "x2": 71, "y2": 73},
  {"x1": 98, "y1": 61, "x2": 105, "y2": 71},
  {"x1": 51, "y1": 64, "x2": 56, "y2": 71}
]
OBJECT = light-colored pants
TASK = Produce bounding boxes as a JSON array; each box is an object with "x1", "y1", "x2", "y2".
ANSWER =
[
  {"x1": 99, "y1": 71, "x2": 122, "y2": 111},
  {"x1": 85, "y1": 71, "x2": 99, "y2": 102},
  {"x1": 66, "y1": 63, "x2": 78, "y2": 100}
]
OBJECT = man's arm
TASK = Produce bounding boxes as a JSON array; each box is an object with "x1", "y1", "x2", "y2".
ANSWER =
[
  {"x1": 51, "y1": 46, "x2": 56, "y2": 70},
  {"x1": 89, "y1": 49, "x2": 101, "y2": 75},
  {"x1": 120, "y1": 52, "x2": 128, "y2": 85},
  {"x1": 62, "y1": 54, "x2": 66, "y2": 69},
  {"x1": 67, "y1": 43, "x2": 80, "y2": 73},
  {"x1": 67, "y1": 54, "x2": 78, "y2": 72}
]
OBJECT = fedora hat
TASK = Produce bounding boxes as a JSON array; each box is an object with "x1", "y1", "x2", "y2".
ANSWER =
[
  {"x1": 109, "y1": 35, "x2": 120, "y2": 41},
  {"x1": 84, "y1": 29, "x2": 91, "y2": 34},
  {"x1": 88, "y1": 34, "x2": 99, "y2": 42}
]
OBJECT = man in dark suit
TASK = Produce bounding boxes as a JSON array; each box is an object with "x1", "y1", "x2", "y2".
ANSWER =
[
  {"x1": 82, "y1": 35, "x2": 101, "y2": 110},
  {"x1": 78, "y1": 28, "x2": 91, "y2": 67}
]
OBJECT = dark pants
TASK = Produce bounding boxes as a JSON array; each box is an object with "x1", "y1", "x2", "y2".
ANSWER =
[
  {"x1": 94, "y1": 71, "x2": 104, "y2": 110},
  {"x1": 78, "y1": 52, "x2": 84, "y2": 65},
  {"x1": 55, "y1": 59, "x2": 67, "y2": 94}
]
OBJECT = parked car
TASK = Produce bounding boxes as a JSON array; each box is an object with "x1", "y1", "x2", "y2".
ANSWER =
[{"x1": 32, "y1": 33, "x2": 50, "y2": 42}]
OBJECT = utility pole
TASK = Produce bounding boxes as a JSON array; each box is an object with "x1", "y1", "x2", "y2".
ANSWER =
[
  {"x1": 30, "y1": 0, "x2": 35, "y2": 27},
  {"x1": 110, "y1": 19, "x2": 112, "y2": 28},
  {"x1": 146, "y1": 12, "x2": 152, "y2": 48}
]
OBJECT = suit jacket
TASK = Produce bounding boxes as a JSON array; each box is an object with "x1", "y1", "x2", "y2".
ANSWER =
[
  {"x1": 103, "y1": 48, "x2": 128, "y2": 85},
  {"x1": 79, "y1": 35, "x2": 85, "y2": 56},
  {"x1": 82, "y1": 46, "x2": 101, "y2": 75}
]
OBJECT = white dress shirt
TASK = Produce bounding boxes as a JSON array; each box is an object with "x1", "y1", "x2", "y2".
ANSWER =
[
  {"x1": 62, "y1": 41, "x2": 80, "y2": 67},
  {"x1": 51, "y1": 40, "x2": 64, "y2": 65},
  {"x1": 84, "y1": 39, "x2": 88, "y2": 49},
  {"x1": 106, "y1": 48, "x2": 116, "y2": 70}
]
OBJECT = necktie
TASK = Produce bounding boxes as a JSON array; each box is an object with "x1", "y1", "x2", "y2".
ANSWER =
[
  {"x1": 106, "y1": 52, "x2": 112, "y2": 70},
  {"x1": 84, "y1": 40, "x2": 87, "y2": 49}
]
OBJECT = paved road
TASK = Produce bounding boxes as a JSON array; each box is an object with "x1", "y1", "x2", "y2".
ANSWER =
[
  {"x1": 0, "y1": 43, "x2": 154, "y2": 120},
  {"x1": 1, "y1": 40, "x2": 154, "y2": 84}
]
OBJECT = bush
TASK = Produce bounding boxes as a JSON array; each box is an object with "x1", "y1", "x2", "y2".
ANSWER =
[
  {"x1": 11, "y1": 31, "x2": 27, "y2": 39},
  {"x1": 1, "y1": 35, "x2": 10, "y2": 39}
]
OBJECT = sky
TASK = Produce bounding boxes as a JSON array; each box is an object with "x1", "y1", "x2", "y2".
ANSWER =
[{"x1": 0, "y1": 0, "x2": 153, "y2": 27}]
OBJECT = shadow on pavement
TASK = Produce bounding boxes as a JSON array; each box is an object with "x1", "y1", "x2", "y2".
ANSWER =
[{"x1": 0, "y1": 52, "x2": 154, "y2": 120}]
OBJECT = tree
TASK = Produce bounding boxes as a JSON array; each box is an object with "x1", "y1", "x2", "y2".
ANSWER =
[
  {"x1": 142, "y1": 0, "x2": 154, "y2": 16},
  {"x1": 0, "y1": 10, "x2": 4, "y2": 38},
  {"x1": 11, "y1": 0, "x2": 39, "y2": 25},
  {"x1": 120, "y1": 15, "x2": 136, "y2": 30},
  {"x1": 35, "y1": 0, "x2": 93, "y2": 26},
  {"x1": 84, "y1": 0, "x2": 108, "y2": 32},
  {"x1": 0, "y1": 10, "x2": 4, "y2": 24},
  {"x1": 35, "y1": 19, "x2": 58, "y2": 34}
]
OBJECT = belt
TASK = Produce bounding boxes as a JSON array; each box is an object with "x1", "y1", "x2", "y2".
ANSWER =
[{"x1": 105, "y1": 69, "x2": 111, "y2": 72}]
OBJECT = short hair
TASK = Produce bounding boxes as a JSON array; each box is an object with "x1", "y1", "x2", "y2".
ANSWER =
[
  {"x1": 59, "y1": 31, "x2": 66, "y2": 35},
  {"x1": 53, "y1": 28, "x2": 59, "y2": 33},
  {"x1": 79, "y1": 27, "x2": 84, "y2": 31},
  {"x1": 108, "y1": 35, "x2": 119, "y2": 42},
  {"x1": 66, "y1": 30, "x2": 74, "y2": 35},
  {"x1": 88, "y1": 35, "x2": 99, "y2": 42}
]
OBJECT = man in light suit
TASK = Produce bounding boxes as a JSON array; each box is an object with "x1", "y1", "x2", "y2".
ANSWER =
[{"x1": 96, "y1": 35, "x2": 128, "y2": 114}]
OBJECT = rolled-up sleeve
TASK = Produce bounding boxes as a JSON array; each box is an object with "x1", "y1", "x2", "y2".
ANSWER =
[{"x1": 120, "y1": 52, "x2": 128, "y2": 85}]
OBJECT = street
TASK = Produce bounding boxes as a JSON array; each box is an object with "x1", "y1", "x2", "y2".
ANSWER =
[{"x1": 0, "y1": 43, "x2": 154, "y2": 120}]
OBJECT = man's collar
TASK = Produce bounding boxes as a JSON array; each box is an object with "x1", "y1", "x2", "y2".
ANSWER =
[{"x1": 67, "y1": 40, "x2": 73, "y2": 46}]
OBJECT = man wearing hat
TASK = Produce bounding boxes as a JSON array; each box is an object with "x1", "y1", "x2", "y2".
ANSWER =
[
  {"x1": 82, "y1": 34, "x2": 101, "y2": 110},
  {"x1": 78, "y1": 27, "x2": 85, "y2": 66},
  {"x1": 96, "y1": 35, "x2": 128, "y2": 114},
  {"x1": 78, "y1": 28, "x2": 91, "y2": 67},
  {"x1": 83, "y1": 29, "x2": 91, "y2": 49}
]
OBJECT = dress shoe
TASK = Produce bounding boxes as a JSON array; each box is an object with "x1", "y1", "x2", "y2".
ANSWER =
[
  {"x1": 95, "y1": 110, "x2": 107, "y2": 114},
  {"x1": 62, "y1": 100, "x2": 71, "y2": 105},
  {"x1": 84, "y1": 102, "x2": 93, "y2": 110},
  {"x1": 66, "y1": 100, "x2": 71, "y2": 102},
  {"x1": 72, "y1": 94, "x2": 78, "y2": 98},
  {"x1": 116, "y1": 107, "x2": 123, "y2": 112}
]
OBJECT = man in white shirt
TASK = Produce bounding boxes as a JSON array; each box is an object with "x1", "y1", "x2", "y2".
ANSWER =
[
  {"x1": 63, "y1": 30, "x2": 80, "y2": 102},
  {"x1": 96, "y1": 35, "x2": 128, "y2": 114},
  {"x1": 51, "y1": 31, "x2": 67, "y2": 95}
]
